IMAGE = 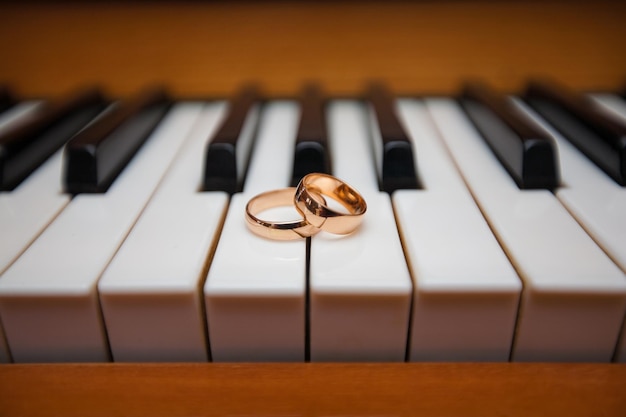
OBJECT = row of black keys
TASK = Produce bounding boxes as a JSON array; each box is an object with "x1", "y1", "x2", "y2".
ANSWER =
[{"x1": 1, "y1": 80, "x2": 625, "y2": 195}]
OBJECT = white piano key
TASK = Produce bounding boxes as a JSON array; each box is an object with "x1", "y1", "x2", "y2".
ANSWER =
[
  {"x1": 328, "y1": 102, "x2": 379, "y2": 196},
  {"x1": 0, "y1": 102, "x2": 67, "y2": 363},
  {"x1": 1, "y1": 103, "x2": 116, "y2": 273},
  {"x1": 234, "y1": 104, "x2": 261, "y2": 187},
  {"x1": 427, "y1": 98, "x2": 626, "y2": 362},
  {"x1": 204, "y1": 101, "x2": 306, "y2": 362},
  {"x1": 591, "y1": 94, "x2": 626, "y2": 363},
  {"x1": 589, "y1": 93, "x2": 626, "y2": 125},
  {"x1": 0, "y1": 101, "x2": 43, "y2": 133},
  {"x1": 393, "y1": 99, "x2": 521, "y2": 361},
  {"x1": 0, "y1": 149, "x2": 69, "y2": 275},
  {"x1": 308, "y1": 101, "x2": 411, "y2": 362},
  {"x1": 395, "y1": 100, "x2": 469, "y2": 196},
  {"x1": 511, "y1": 97, "x2": 626, "y2": 273},
  {"x1": 98, "y1": 102, "x2": 228, "y2": 362},
  {"x1": 0, "y1": 103, "x2": 203, "y2": 362}
]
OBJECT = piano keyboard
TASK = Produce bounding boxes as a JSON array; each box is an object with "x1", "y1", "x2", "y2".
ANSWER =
[{"x1": 0, "y1": 81, "x2": 625, "y2": 364}]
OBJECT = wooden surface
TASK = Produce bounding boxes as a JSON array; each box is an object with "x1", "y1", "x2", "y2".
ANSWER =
[
  {"x1": 1, "y1": 1, "x2": 625, "y2": 98},
  {"x1": 0, "y1": 363, "x2": 625, "y2": 417}
]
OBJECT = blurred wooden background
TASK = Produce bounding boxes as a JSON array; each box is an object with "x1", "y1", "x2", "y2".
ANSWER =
[{"x1": 1, "y1": 0, "x2": 625, "y2": 98}]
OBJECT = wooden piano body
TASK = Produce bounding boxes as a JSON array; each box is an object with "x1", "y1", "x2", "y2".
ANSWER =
[{"x1": 0, "y1": 1, "x2": 625, "y2": 416}]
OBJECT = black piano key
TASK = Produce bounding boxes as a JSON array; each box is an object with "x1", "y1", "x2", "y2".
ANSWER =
[
  {"x1": 290, "y1": 83, "x2": 331, "y2": 187},
  {"x1": 460, "y1": 81, "x2": 560, "y2": 190},
  {"x1": 64, "y1": 87, "x2": 171, "y2": 194},
  {"x1": 0, "y1": 87, "x2": 107, "y2": 191},
  {"x1": 203, "y1": 85, "x2": 260, "y2": 193},
  {"x1": 524, "y1": 79, "x2": 626, "y2": 186},
  {"x1": 367, "y1": 83, "x2": 420, "y2": 193},
  {"x1": 0, "y1": 86, "x2": 16, "y2": 113}
]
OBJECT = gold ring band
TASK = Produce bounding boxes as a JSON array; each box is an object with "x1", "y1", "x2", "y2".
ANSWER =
[
  {"x1": 245, "y1": 187, "x2": 323, "y2": 240},
  {"x1": 294, "y1": 173, "x2": 367, "y2": 235}
]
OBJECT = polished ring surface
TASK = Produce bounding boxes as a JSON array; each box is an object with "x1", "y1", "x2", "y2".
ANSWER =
[
  {"x1": 295, "y1": 173, "x2": 367, "y2": 235},
  {"x1": 245, "y1": 187, "x2": 322, "y2": 240}
]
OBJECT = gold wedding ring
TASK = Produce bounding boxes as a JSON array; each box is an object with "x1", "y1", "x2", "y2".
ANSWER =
[
  {"x1": 295, "y1": 173, "x2": 367, "y2": 235},
  {"x1": 245, "y1": 187, "x2": 323, "y2": 240}
]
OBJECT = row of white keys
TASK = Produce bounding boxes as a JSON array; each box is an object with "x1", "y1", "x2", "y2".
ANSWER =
[
  {"x1": 427, "y1": 98, "x2": 626, "y2": 362},
  {"x1": 0, "y1": 103, "x2": 204, "y2": 362},
  {"x1": 515, "y1": 94, "x2": 626, "y2": 362},
  {"x1": 98, "y1": 103, "x2": 229, "y2": 362},
  {"x1": 393, "y1": 99, "x2": 521, "y2": 361},
  {"x1": 308, "y1": 101, "x2": 412, "y2": 361},
  {"x1": 204, "y1": 101, "x2": 305, "y2": 361}
]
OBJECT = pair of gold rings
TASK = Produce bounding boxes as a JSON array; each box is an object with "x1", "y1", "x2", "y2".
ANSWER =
[{"x1": 245, "y1": 173, "x2": 367, "y2": 240}]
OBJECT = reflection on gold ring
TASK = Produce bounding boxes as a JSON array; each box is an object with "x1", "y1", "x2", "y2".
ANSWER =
[
  {"x1": 294, "y1": 173, "x2": 367, "y2": 235},
  {"x1": 245, "y1": 187, "x2": 323, "y2": 240}
]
